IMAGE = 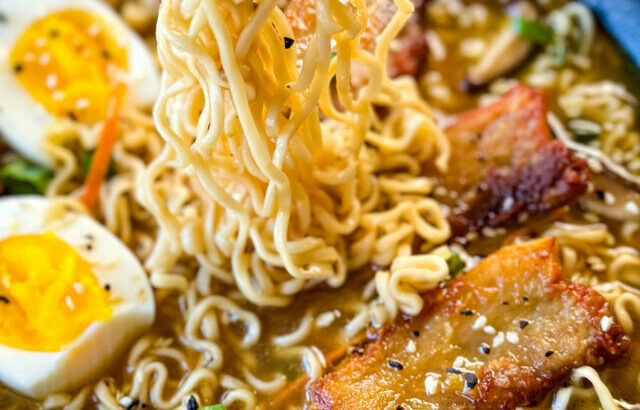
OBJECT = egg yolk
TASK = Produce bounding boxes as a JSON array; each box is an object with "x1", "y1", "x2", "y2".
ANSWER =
[
  {"x1": 0, "y1": 233, "x2": 112, "y2": 352},
  {"x1": 9, "y1": 9, "x2": 128, "y2": 123}
]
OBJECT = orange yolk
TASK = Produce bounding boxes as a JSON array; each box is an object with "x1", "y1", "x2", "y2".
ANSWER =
[
  {"x1": 0, "y1": 233, "x2": 112, "y2": 352},
  {"x1": 9, "y1": 9, "x2": 128, "y2": 123}
]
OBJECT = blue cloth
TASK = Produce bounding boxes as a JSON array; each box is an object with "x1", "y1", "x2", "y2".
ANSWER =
[{"x1": 580, "y1": 0, "x2": 640, "y2": 67}]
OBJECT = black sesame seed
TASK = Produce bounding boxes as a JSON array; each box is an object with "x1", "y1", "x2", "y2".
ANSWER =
[
  {"x1": 86, "y1": 243, "x2": 93, "y2": 251},
  {"x1": 411, "y1": 330, "x2": 420, "y2": 337},
  {"x1": 67, "y1": 111, "x2": 77, "y2": 121},
  {"x1": 283, "y1": 37, "x2": 295, "y2": 49},
  {"x1": 522, "y1": 296, "x2": 529, "y2": 302},
  {"x1": 460, "y1": 309, "x2": 474, "y2": 316},
  {"x1": 396, "y1": 407, "x2": 404, "y2": 410},
  {"x1": 49, "y1": 29, "x2": 60, "y2": 38},
  {"x1": 445, "y1": 367, "x2": 462, "y2": 375},
  {"x1": 476, "y1": 154, "x2": 485, "y2": 162},
  {"x1": 595, "y1": 190, "x2": 605, "y2": 200},
  {"x1": 480, "y1": 344, "x2": 490, "y2": 354},
  {"x1": 104, "y1": 284, "x2": 111, "y2": 291},
  {"x1": 101, "y1": 49, "x2": 111, "y2": 59},
  {"x1": 388, "y1": 360, "x2": 403, "y2": 370},
  {"x1": 464, "y1": 372, "x2": 478, "y2": 389},
  {"x1": 125, "y1": 399, "x2": 140, "y2": 410},
  {"x1": 140, "y1": 405, "x2": 147, "y2": 409},
  {"x1": 502, "y1": 301, "x2": 509, "y2": 305},
  {"x1": 545, "y1": 350, "x2": 554, "y2": 357},
  {"x1": 186, "y1": 395, "x2": 199, "y2": 410},
  {"x1": 0, "y1": 296, "x2": 9, "y2": 304},
  {"x1": 519, "y1": 320, "x2": 529, "y2": 329},
  {"x1": 13, "y1": 64, "x2": 23, "y2": 74}
]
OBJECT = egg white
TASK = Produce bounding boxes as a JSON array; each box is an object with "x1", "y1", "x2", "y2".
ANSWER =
[
  {"x1": 0, "y1": 196, "x2": 155, "y2": 398},
  {"x1": 0, "y1": 0, "x2": 160, "y2": 166}
]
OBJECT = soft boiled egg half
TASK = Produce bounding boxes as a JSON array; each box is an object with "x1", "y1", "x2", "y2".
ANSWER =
[
  {"x1": 0, "y1": 0, "x2": 160, "y2": 166},
  {"x1": 0, "y1": 196, "x2": 154, "y2": 398}
]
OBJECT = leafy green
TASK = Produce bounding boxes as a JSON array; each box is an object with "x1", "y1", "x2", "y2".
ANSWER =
[
  {"x1": 200, "y1": 405, "x2": 226, "y2": 410},
  {"x1": 573, "y1": 130, "x2": 599, "y2": 144},
  {"x1": 331, "y1": 51, "x2": 337, "y2": 58},
  {"x1": 446, "y1": 253, "x2": 465, "y2": 278},
  {"x1": 0, "y1": 159, "x2": 53, "y2": 195},
  {"x1": 511, "y1": 17, "x2": 554, "y2": 45},
  {"x1": 80, "y1": 150, "x2": 116, "y2": 178}
]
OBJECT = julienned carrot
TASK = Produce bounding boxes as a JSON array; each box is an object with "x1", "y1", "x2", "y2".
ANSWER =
[{"x1": 81, "y1": 84, "x2": 125, "y2": 210}]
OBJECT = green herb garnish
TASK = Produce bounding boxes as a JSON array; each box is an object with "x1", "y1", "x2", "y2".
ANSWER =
[
  {"x1": 80, "y1": 150, "x2": 116, "y2": 178},
  {"x1": 573, "y1": 130, "x2": 599, "y2": 144},
  {"x1": 331, "y1": 51, "x2": 337, "y2": 58},
  {"x1": 511, "y1": 17, "x2": 554, "y2": 45},
  {"x1": 0, "y1": 159, "x2": 53, "y2": 195},
  {"x1": 446, "y1": 253, "x2": 465, "y2": 278},
  {"x1": 200, "y1": 405, "x2": 226, "y2": 410}
]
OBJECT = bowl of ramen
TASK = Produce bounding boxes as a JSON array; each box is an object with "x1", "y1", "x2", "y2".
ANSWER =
[{"x1": 0, "y1": 0, "x2": 639, "y2": 408}]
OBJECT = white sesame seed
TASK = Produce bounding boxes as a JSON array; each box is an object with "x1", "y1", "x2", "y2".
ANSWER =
[
  {"x1": 424, "y1": 373, "x2": 441, "y2": 396},
  {"x1": 119, "y1": 397, "x2": 133, "y2": 407},
  {"x1": 587, "y1": 157, "x2": 603, "y2": 173},
  {"x1": 600, "y1": 316, "x2": 613, "y2": 332},
  {"x1": 492, "y1": 332, "x2": 505, "y2": 347},
  {"x1": 406, "y1": 339, "x2": 417, "y2": 354},
  {"x1": 483, "y1": 325, "x2": 496, "y2": 335},
  {"x1": 76, "y1": 98, "x2": 90, "y2": 109},
  {"x1": 472, "y1": 315, "x2": 487, "y2": 330},
  {"x1": 35, "y1": 37, "x2": 47, "y2": 48},
  {"x1": 45, "y1": 74, "x2": 58, "y2": 89},
  {"x1": 625, "y1": 201, "x2": 639, "y2": 215},
  {"x1": 65, "y1": 296, "x2": 75, "y2": 310},
  {"x1": 506, "y1": 331, "x2": 519, "y2": 344},
  {"x1": 316, "y1": 311, "x2": 337, "y2": 328},
  {"x1": 38, "y1": 53, "x2": 50, "y2": 65},
  {"x1": 52, "y1": 91, "x2": 64, "y2": 101},
  {"x1": 72, "y1": 283, "x2": 85, "y2": 294},
  {"x1": 88, "y1": 24, "x2": 101, "y2": 36},
  {"x1": 604, "y1": 192, "x2": 615, "y2": 205},
  {"x1": 502, "y1": 197, "x2": 514, "y2": 212}
]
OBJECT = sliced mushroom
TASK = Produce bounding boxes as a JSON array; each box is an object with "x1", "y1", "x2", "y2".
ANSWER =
[{"x1": 465, "y1": 1, "x2": 538, "y2": 87}]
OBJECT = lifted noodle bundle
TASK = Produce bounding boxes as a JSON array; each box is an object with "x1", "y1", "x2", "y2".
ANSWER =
[{"x1": 146, "y1": 0, "x2": 450, "y2": 306}]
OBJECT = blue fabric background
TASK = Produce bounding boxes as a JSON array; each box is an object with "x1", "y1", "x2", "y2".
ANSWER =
[{"x1": 580, "y1": 0, "x2": 640, "y2": 67}]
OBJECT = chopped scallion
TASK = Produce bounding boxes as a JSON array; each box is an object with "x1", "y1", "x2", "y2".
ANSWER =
[
  {"x1": 200, "y1": 405, "x2": 226, "y2": 410},
  {"x1": 511, "y1": 17, "x2": 554, "y2": 45},
  {"x1": 447, "y1": 253, "x2": 465, "y2": 278},
  {"x1": 0, "y1": 159, "x2": 53, "y2": 195}
]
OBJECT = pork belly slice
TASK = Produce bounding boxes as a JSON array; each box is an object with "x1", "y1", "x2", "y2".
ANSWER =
[
  {"x1": 436, "y1": 85, "x2": 588, "y2": 237},
  {"x1": 308, "y1": 238, "x2": 629, "y2": 410},
  {"x1": 285, "y1": 0, "x2": 427, "y2": 79}
]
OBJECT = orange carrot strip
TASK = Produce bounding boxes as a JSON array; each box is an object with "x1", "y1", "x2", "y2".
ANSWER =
[{"x1": 81, "y1": 84, "x2": 125, "y2": 210}]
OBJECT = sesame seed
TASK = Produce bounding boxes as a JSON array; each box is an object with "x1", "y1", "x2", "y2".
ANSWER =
[
  {"x1": 45, "y1": 74, "x2": 58, "y2": 89},
  {"x1": 186, "y1": 396, "x2": 199, "y2": 410},
  {"x1": 483, "y1": 325, "x2": 496, "y2": 335},
  {"x1": 502, "y1": 301, "x2": 509, "y2": 305},
  {"x1": 600, "y1": 316, "x2": 613, "y2": 332},
  {"x1": 406, "y1": 340, "x2": 417, "y2": 354},
  {"x1": 506, "y1": 331, "x2": 519, "y2": 344},
  {"x1": 388, "y1": 360, "x2": 403, "y2": 370},
  {"x1": 625, "y1": 201, "x2": 639, "y2": 215},
  {"x1": 479, "y1": 343, "x2": 490, "y2": 354},
  {"x1": 460, "y1": 309, "x2": 474, "y2": 316},
  {"x1": 125, "y1": 399, "x2": 140, "y2": 410},
  {"x1": 492, "y1": 332, "x2": 505, "y2": 347},
  {"x1": 464, "y1": 372, "x2": 478, "y2": 391},
  {"x1": 396, "y1": 407, "x2": 403, "y2": 410},
  {"x1": 283, "y1": 37, "x2": 295, "y2": 49},
  {"x1": 545, "y1": 350, "x2": 554, "y2": 357},
  {"x1": 472, "y1": 315, "x2": 487, "y2": 330},
  {"x1": 38, "y1": 53, "x2": 50, "y2": 65},
  {"x1": 424, "y1": 373, "x2": 441, "y2": 396},
  {"x1": 522, "y1": 296, "x2": 529, "y2": 302},
  {"x1": 13, "y1": 64, "x2": 23, "y2": 74},
  {"x1": 72, "y1": 283, "x2": 85, "y2": 294},
  {"x1": 595, "y1": 190, "x2": 605, "y2": 200},
  {"x1": 76, "y1": 98, "x2": 90, "y2": 110},
  {"x1": 65, "y1": 296, "x2": 75, "y2": 310},
  {"x1": 0, "y1": 296, "x2": 9, "y2": 304},
  {"x1": 519, "y1": 320, "x2": 529, "y2": 329},
  {"x1": 502, "y1": 196, "x2": 514, "y2": 212},
  {"x1": 411, "y1": 330, "x2": 420, "y2": 337},
  {"x1": 604, "y1": 192, "x2": 615, "y2": 205},
  {"x1": 104, "y1": 284, "x2": 111, "y2": 291},
  {"x1": 445, "y1": 367, "x2": 462, "y2": 374}
]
